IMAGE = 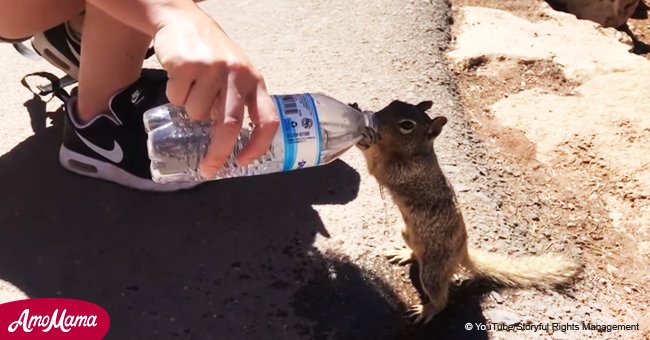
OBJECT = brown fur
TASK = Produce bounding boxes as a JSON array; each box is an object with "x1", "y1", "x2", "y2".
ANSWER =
[{"x1": 355, "y1": 100, "x2": 582, "y2": 325}]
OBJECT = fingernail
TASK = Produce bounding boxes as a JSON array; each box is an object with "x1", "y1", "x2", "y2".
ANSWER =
[{"x1": 198, "y1": 165, "x2": 213, "y2": 179}]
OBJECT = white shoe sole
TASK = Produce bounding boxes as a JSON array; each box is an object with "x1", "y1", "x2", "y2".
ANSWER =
[
  {"x1": 59, "y1": 145, "x2": 200, "y2": 192},
  {"x1": 32, "y1": 33, "x2": 79, "y2": 79}
]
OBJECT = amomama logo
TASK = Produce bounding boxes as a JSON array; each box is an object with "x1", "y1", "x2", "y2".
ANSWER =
[{"x1": 0, "y1": 298, "x2": 110, "y2": 339}]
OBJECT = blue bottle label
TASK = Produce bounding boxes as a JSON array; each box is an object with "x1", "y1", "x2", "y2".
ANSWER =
[{"x1": 273, "y1": 94, "x2": 322, "y2": 171}]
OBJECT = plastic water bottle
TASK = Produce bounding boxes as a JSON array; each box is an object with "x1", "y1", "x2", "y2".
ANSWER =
[{"x1": 143, "y1": 93, "x2": 376, "y2": 184}]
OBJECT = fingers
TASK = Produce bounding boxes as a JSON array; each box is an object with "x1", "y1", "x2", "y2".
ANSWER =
[
  {"x1": 197, "y1": 74, "x2": 278, "y2": 177},
  {"x1": 165, "y1": 75, "x2": 193, "y2": 107},
  {"x1": 198, "y1": 118, "x2": 241, "y2": 179},
  {"x1": 236, "y1": 80, "x2": 279, "y2": 166},
  {"x1": 198, "y1": 78, "x2": 244, "y2": 179},
  {"x1": 209, "y1": 75, "x2": 228, "y2": 121},
  {"x1": 183, "y1": 68, "x2": 223, "y2": 121},
  {"x1": 180, "y1": 76, "x2": 279, "y2": 177}
]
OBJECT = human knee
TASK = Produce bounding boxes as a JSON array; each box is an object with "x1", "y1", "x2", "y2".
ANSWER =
[{"x1": 0, "y1": 28, "x2": 32, "y2": 43}]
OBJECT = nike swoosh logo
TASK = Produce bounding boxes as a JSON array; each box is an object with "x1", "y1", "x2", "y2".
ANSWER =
[{"x1": 75, "y1": 131, "x2": 124, "y2": 163}]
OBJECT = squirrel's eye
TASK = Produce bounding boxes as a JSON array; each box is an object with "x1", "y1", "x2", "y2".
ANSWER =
[{"x1": 398, "y1": 119, "x2": 417, "y2": 134}]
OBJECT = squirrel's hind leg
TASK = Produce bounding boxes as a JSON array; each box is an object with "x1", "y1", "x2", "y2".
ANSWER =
[
  {"x1": 405, "y1": 258, "x2": 453, "y2": 325},
  {"x1": 405, "y1": 302, "x2": 438, "y2": 325}
]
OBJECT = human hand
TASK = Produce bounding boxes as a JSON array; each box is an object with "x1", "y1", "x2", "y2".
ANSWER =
[{"x1": 152, "y1": 9, "x2": 279, "y2": 178}]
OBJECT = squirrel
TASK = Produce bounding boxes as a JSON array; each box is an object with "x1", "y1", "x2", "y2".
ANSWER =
[{"x1": 351, "y1": 100, "x2": 582, "y2": 325}]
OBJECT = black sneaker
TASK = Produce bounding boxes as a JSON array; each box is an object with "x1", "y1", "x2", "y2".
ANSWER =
[
  {"x1": 59, "y1": 69, "x2": 200, "y2": 192},
  {"x1": 32, "y1": 19, "x2": 82, "y2": 79}
]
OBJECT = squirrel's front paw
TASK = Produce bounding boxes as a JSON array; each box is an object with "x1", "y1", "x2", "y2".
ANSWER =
[
  {"x1": 405, "y1": 303, "x2": 437, "y2": 325},
  {"x1": 385, "y1": 246, "x2": 415, "y2": 265}
]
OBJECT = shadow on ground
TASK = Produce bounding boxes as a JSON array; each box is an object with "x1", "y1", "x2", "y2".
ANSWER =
[{"x1": 0, "y1": 95, "x2": 492, "y2": 340}]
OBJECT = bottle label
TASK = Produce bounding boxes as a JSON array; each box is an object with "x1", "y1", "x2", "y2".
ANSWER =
[{"x1": 273, "y1": 94, "x2": 322, "y2": 171}]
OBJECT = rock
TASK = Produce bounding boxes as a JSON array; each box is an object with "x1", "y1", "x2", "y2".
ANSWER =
[
  {"x1": 638, "y1": 242, "x2": 650, "y2": 256},
  {"x1": 484, "y1": 308, "x2": 521, "y2": 325},
  {"x1": 640, "y1": 312, "x2": 650, "y2": 334},
  {"x1": 490, "y1": 291, "x2": 505, "y2": 304},
  {"x1": 553, "y1": 243, "x2": 565, "y2": 252},
  {"x1": 455, "y1": 183, "x2": 472, "y2": 192},
  {"x1": 449, "y1": 6, "x2": 643, "y2": 78},
  {"x1": 606, "y1": 264, "x2": 620, "y2": 276},
  {"x1": 464, "y1": 55, "x2": 488, "y2": 70},
  {"x1": 590, "y1": 302, "x2": 604, "y2": 312},
  {"x1": 564, "y1": 289, "x2": 576, "y2": 299}
]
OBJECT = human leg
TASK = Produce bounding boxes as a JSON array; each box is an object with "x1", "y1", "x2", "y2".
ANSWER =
[
  {"x1": 0, "y1": 0, "x2": 83, "y2": 41},
  {"x1": 75, "y1": 3, "x2": 151, "y2": 123}
]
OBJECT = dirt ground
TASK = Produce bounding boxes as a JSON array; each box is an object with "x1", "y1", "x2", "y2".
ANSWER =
[{"x1": 449, "y1": 0, "x2": 650, "y2": 338}]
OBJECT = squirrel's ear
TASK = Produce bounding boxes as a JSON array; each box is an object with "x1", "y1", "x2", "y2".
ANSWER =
[
  {"x1": 427, "y1": 116, "x2": 448, "y2": 139},
  {"x1": 415, "y1": 101, "x2": 433, "y2": 112},
  {"x1": 348, "y1": 102, "x2": 361, "y2": 111}
]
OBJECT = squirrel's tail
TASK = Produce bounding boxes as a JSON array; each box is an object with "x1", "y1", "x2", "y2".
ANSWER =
[{"x1": 464, "y1": 247, "x2": 581, "y2": 289}]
